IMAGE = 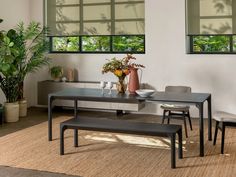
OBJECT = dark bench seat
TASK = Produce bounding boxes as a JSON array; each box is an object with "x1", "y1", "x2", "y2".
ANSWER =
[{"x1": 60, "y1": 116, "x2": 183, "y2": 168}]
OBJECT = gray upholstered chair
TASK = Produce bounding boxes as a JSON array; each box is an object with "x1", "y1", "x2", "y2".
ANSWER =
[
  {"x1": 161, "y1": 86, "x2": 192, "y2": 137},
  {"x1": 213, "y1": 111, "x2": 236, "y2": 154}
]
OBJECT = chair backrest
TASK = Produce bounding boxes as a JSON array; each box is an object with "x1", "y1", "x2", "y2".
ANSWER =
[{"x1": 165, "y1": 86, "x2": 191, "y2": 93}]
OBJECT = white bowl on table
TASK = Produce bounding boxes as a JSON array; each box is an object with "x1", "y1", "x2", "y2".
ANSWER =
[{"x1": 135, "y1": 89, "x2": 155, "y2": 97}]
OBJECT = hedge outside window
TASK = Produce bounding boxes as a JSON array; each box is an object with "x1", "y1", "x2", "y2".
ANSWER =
[
  {"x1": 186, "y1": 0, "x2": 236, "y2": 54},
  {"x1": 45, "y1": 0, "x2": 145, "y2": 53}
]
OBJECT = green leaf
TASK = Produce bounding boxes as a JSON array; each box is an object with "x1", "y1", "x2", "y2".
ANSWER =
[{"x1": 9, "y1": 42, "x2": 14, "y2": 47}]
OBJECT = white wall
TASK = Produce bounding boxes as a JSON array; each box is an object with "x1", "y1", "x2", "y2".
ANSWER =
[
  {"x1": 2, "y1": 0, "x2": 236, "y2": 117},
  {"x1": 0, "y1": 0, "x2": 30, "y2": 104}
]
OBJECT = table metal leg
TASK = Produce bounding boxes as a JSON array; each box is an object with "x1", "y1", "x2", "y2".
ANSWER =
[
  {"x1": 74, "y1": 99, "x2": 78, "y2": 147},
  {"x1": 48, "y1": 95, "x2": 53, "y2": 141},
  {"x1": 207, "y1": 95, "x2": 212, "y2": 141},
  {"x1": 198, "y1": 103, "x2": 204, "y2": 157}
]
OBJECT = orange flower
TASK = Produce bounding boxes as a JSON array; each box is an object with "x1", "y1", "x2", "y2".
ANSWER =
[
  {"x1": 123, "y1": 69, "x2": 129, "y2": 75},
  {"x1": 114, "y1": 69, "x2": 123, "y2": 77}
]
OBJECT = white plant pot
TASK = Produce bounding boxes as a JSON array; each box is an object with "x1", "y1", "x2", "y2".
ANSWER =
[
  {"x1": 19, "y1": 99, "x2": 27, "y2": 117},
  {"x1": 4, "y1": 102, "x2": 19, "y2": 122}
]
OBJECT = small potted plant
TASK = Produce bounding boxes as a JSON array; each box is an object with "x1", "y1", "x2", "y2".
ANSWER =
[{"x1": 50, "y1": 66, "x2": 63, "y2": 81}]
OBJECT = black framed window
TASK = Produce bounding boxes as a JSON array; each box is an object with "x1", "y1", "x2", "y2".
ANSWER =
[
  {"x1": 45, "y1": 0, "x2": 145, "y2": 53},
  {"x1": 186, "y1": 0, "x2": 236, "y2": 54}
]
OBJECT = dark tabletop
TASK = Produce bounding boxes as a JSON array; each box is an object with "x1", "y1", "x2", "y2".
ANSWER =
[
  {"x1": 49, "y1": 88, "x2": 210, "y2": 104},
  {"x1": 145, "y1": 92, "x2": 211, "y2": 104},
  {"x1": 49, "y1": 88, "x2": 141, "y2": 103}
]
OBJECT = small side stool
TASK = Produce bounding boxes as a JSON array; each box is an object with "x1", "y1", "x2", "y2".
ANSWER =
[{"x1": 213, "y1": 111, "x2": 236, "y2": 154}]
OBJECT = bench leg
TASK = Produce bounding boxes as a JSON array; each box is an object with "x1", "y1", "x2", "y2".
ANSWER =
[
  {"x1": 177, "y1": 130, "x2": 183, "y2": 159},
  {"x1": 213, "y1": 121, "x2": 219, "y2": 145},
  {"x1": 74, "y1": 129, "x2": 78, "y2": 147},
  {"x1": 170, "y1": 134, "x2": 176, "y2": 169},
  {"x1": 60, "y1": 125, "x2": 66, "y2": 155}
]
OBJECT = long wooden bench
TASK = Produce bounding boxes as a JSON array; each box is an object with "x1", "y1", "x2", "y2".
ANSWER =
[{"x1": 60, "y1": 117, "x2": 183, "y2": 168}]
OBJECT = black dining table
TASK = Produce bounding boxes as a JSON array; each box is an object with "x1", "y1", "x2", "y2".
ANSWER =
[{"x1": 48, "y1": 88, "x2": 212, "y2": 157}]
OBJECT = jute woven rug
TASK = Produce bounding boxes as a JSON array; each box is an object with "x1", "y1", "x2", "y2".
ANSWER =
[{"x1": 0, "y1": 116, "x2": 236, "y2": 177}]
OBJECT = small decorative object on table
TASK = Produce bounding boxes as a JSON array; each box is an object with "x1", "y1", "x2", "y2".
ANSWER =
[
  {"x1": 102, "y1": 54, "x2": 145, "y2": 94},
  {"x1": 50, "y1": 66, "x2": 63, "y2": 82}
]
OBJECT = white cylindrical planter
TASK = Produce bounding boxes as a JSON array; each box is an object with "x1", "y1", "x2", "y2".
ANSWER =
[
  {"x1": 5, "y1": 102, "x2": 20, "y2": 122},
  {"x1": 19, "y1": 99, "x2": 27, "y2": 117}
]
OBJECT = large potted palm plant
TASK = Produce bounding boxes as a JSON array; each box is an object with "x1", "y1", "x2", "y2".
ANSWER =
[{"x1": 13, "y1": 22, "x2": 50, "y2": 117}]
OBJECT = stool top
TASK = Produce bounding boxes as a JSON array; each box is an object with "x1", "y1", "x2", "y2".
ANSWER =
[{"x1": 213, "y1": 111, "x2": 236, "y2": 122}]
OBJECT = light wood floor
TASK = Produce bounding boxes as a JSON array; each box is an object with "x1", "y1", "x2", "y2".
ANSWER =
[{"x1": 0, "y1": 107, "x2": 236, "y2": 177}]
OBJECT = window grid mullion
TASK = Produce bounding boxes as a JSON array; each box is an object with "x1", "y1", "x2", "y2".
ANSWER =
[
  {"x1": 80, "y1": 0, "x2": 83, "y2": 35},
  {"x1": 111, "y1": 0, "x2": 115, "y2": 35}
]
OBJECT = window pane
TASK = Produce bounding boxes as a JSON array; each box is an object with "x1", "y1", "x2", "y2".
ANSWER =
[
  {"x1": 83, "y1": 0, "x2": 110, "y2": 3},
  {"x1": 193, "y1": 35, "x2": 230, "y2": 52},
  {"x1": 232, "y1": 36, "x2": 236, "y2": 51},
  {"x1": 56, "y1": 6, "x2": 80, "y2": 21},
  {"x1": 53, "y1": 23, "x2": 80, "y2": 35},
  {"x1": 52, "y1": 37, "x2": 80, "y2": 52},
  {"x1": 84, "y1": 5, "x2": 110, "y2": 21},
  {"x1": 56, "y1": 0, "x2": 79, "y2": 5},
  {"x1": 115, "y1": 21, "x2": 144, "y2": 34},
  {"x1": 200, "y1": 19, "x2": 232, "y2": 34},
  {"x1": 84, "y1": 22, "x2": 111, "y2": 35},
  {"x1": 82, "y1": 36, "x2": 110, "y2": 52},
  {"x1": 115, "y1": 0, "x2": 144, "y2": 2},
  {"x1": 200, "y1": 0, "x2": 232, "y2": 17},
  {"x1": 115, "y1": 3, "x2": 144, "y2": 19},
  {"x1": 112, "y1": 35, "x2": 145, "y2": 52}
]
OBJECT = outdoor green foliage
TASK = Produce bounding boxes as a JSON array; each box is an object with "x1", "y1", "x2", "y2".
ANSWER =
[
  {"x1": 0, "y1": 21, "x2": 50, "y2": 102},
  {"x1": 52, "y1": 37, "x2": 79, "y2": 52},
  {"x1": 193, "y1": 36, "x2": 230, "y2": 52},
  {"x1": 51, "y1": 35, "x2": 145, "y2": 53},
  {"x1": 232, "y1": 36, "x2": 236, "y2": 51},
  {"x1": 82, "y1": 36, "x2": 110, "y2": 52},
  {"x1": 113, "y1": 36, "x2": 144, "y2": 52}
]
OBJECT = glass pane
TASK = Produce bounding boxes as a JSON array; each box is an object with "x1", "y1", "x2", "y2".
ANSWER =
[
  {"x1": 200, "y1": 0, "x2": 232, "y2": 17},
  {"x1": 200, "y1": 19, "x2": 232, "y2": 34},
  {"x1": 84, "y1": 22, "x2": 111, "y2": 35},
  {"x1": 82, "y1": 36, "x2": 110, "y2": 52},
  {"x1": 52, "y1": 37, "x2": 80, "y2": 52},
  {"x1": 56, "y1": 6, "x2": 80, "y2": 21},
  {"x1": 56, "y1": 0, "x2": 80, "y2": 5},
  {"x1": 115, "y1": 3, "x2": 144, "y2": 19},
  {"x1": 52, "y1": 23, "x2": 80, "y2": 35},
  {"x1": 83, "y1": 0, "x2": 110, "y2": 3},
  {"x1": 113, "y1": 35, "x2": 145, "y2": 52},
  {"x1": 193, "y1": 35, "x2": 230, "y2": 52},
  {"x1": 115, "y1": 21, "x2": 144, "y2": 34},
  {"x1": 115, "y1": 0, "x2": 144, "y2": 2},
  {"x1": 84, "y1": 5, "x2": 110, "y2": 20},
  {"x1": 232, "y1": 36, "x2": 236, "y2": 51}
]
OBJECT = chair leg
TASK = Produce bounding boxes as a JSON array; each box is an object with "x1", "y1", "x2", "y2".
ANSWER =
[
  {"x1": 213, "y1": 121, "x2": 219, "y2": 145},
  {"x1": 167, "y1": 111, "x2": 170, "y2": 124},
  {"x1": 221, "y1": 123, "x2": 225, "y2": 154},
  {"x1": 187, "y1": 111, "x2": 193, "y2": 130},
  {"x1": 162, "y1": 110, "x2": 167, "y2": 124},
  {"x1": 183, "y1": 113, "x2": 188, "y2": 138}
]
